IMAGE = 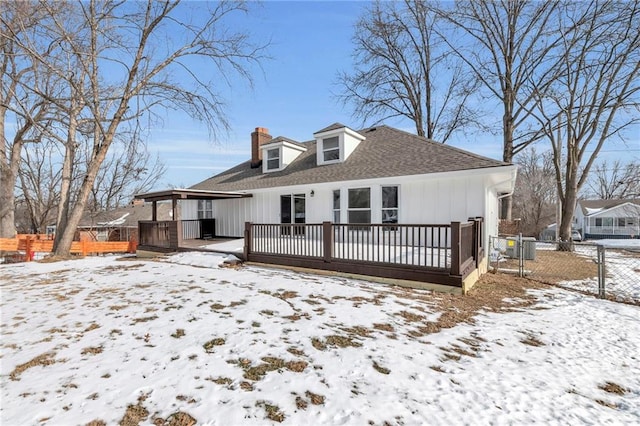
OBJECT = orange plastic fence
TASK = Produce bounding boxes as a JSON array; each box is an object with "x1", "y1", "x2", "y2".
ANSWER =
[{"x1": 1, "y1": 237, "x2": 137, "y2": 262}]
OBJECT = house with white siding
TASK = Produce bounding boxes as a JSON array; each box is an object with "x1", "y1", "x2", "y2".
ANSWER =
[
  {"x1": 136, "y1": 123, "x2": 516, "y2": 291},
  {"x1": 575, "y1": 199, "x2": 640, "y2": 240}
]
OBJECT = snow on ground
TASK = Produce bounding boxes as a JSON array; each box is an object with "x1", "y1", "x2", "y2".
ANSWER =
[
  {"x1": 1, "y1": 253, "x2": 639, "y2": 425},
  {"x1": 593, "y1": 239, "x2": 640, "y2": 248},
  {"x1": 557, "y1": 245, "x2": 640, "y2": 302}
]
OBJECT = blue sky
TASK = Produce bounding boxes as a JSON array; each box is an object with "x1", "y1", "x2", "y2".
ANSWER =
[{"x1": 148, "y1": 1, "x2": 639, "y2": 189}]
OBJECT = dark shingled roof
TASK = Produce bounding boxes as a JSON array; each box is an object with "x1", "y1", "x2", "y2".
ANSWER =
[
  {"x1": 580, "y1": 198, "x2": 640, "y2": 215},
  {"x1": 190, "y1": 125, "x2": 510, "y2": 192},
  {"x1": 314, "y1": 122, "x2": 348, "y2": 134}
]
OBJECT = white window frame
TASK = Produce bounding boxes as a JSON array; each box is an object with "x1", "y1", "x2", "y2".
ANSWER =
[
  {"x1": 381, "y1": 185, "x2": 399, "y2": 225},
  {"x1": 333, "y1": 189, "x2": 341, "y2": 223},
  {"x1": 322, "y1": 136, "x2": 340, "y2": 163},
  {"x1": 197, "y1": 199, "x2": 213, "y2": 219},
  {"x1": 266, "y1": 147, "x2": 280, "y2": 170},
  {"x1": 347, "y1": 187, "x2": 371, "y2": 225}
]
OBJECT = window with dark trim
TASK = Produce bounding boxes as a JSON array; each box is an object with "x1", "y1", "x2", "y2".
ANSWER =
[
  {"x1": 323, "y1": 136, "x2": 340, "y2": 162},
  {"x1": 266, "y1": 148, "x2": 280, "y2": 170}
]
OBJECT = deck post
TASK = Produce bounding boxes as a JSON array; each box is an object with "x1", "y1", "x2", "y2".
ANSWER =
[
  {"x1": 322, "y1": 221, "x2": 333, "y2": 262},
  {"x1": 152, "y1": 201, "x2": 157, "y2": 221},
  {"x1": 450, "y1": 221, "x2": 461, "y2": 276},
  {"x1": 244, "y1": 222, "x2": 252, "y2": 260}
]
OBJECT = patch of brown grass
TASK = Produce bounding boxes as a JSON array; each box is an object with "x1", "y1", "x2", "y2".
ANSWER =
[
  {"x1": 86, "y1": 420, "x2": 106, "y2": 426},
  {"x1": 81, "y1": 346, "x2": 103, "y2": 355},
  {"x1": 210, "y1": 303, "x2": 226, "y2": 310},
  {"x1": 372, "y1": 361, "x2": 390, "y2": 375},
  {"x1": 119, "y1": 402, "x2": 149, "y2": 426},
  {"x1": 600, "y1": 382, "x2": 627, "y2": 395},
  {"x1": 595, "y1": 399, "x2": 617, "y2": 409},
  {"x1": 373, "y1": 323, "x2": 394, "y2": 332},
  {"x1": 325, "y1": 335, "x2": 362, "y2": 348},
  {"x1": 257, "y1": 401, "x2": 285, "y2": 423},
  {"x1": 171, "y1": 329, "x2": 185, "y2": 339},
  {"x1": 84, "y1": 323, "x2": 100, "y2": 332},
  {"x1": 156, "y1": 412, "x2": 197, "y2": 426},
  {"x1": 305, "y1": 391, "x2": 325, "y2": 405},
  {"x1": 295, "y1": 396, "x2": 308, "y2": 410},
  {"x1": 239, "y1": 381, "x2": 254, "y2": 391},
  {"x1": 520, "y1": 335, "x2": 545, "y2": 347},
  {"x1": 287, "y1": 347, "x2": 306, "y2": 357},
  {"x1": 9, "y1": 352, "x2": 57, "y2": 381},
  {"x1": 203, "y1": 338, "x2": 225, "y2": 353},
  {"x1": 397, "y1": 310, "x2": 425, "y2": 322},
  {"x1": 131, "y1": 315, "x2": 158, "y2": 324},
  {"x1": 430, "y1": 365, "x2": 446, "y2": 373}
]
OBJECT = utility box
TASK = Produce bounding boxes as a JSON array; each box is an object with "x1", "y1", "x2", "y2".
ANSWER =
[
  {"x1": 522, "y1": 237, "x2": 536, "y2": 260},
  {"x1": 505, "y1": 237, "x2": 518, "y2": 258},
  {"x1": 505, "y1": 236, "x2": 537, "y2": 260}
]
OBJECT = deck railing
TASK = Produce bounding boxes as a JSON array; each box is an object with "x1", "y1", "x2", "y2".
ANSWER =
[
  {"x1": 182, "y1": 219, "x2": 201, "y2": 240},
  {"x1": 244, "y1": 219, "x2": 483, "y2": 287},
  {"x1": 139, "y1": 220, "x2": 179, "y2": 249}
]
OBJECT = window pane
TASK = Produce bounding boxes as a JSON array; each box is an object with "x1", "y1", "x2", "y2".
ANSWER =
[
  {"x1": 333, "y1": 211, "x2": 340, "y2": 223},
  {"x1": 348, "y1": 210, "x2": 371, "y2": 224},
  {"x1": 595, "y1": 218, "x2": 602, "y2": 226},
  {"x1": 382, "y1": 186, "x2": 398, "y2": 208},
  {"x1": 617, "y1": 218, "x2": 625, "y2": 227},
  {"x1": 323, "y1": 137, "x2": 339, "y2": 149},
  {"x1": 333, "y1": 190, "x2": 340, "y2": 210},
  {"x1": 324, "y1": 149, "x2": 340, "y2": 161},
  {"x1": 267, "y1": 158, "x2": 279, "y2": 170},
  {"x1": 348, "y1": 188, "x2": 370, "y2": 208},
  {"x1": 280, "y1": 195, "x2": 292, "y2": 224},
  {"x1": 267, "y1": 148, "x2": 279, "y2": 159},
  {"x1": 198, "y1": 200, "x2": 204, "y2": 210},
  {"x1": 382, "y1": 209, "x2": 398, "y2": 224},
  {"x1": 294, "y1": 194, "x2": 306, "y2": 224}
]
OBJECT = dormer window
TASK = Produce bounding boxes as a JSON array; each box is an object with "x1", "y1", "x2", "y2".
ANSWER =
[
  {"x1": 266, "y1": 148, "x2": 280, "y2": 170},
  {"x1": 314, "y1": 123, "x2": 365, "y2": 166},
  {"x1": 261, "y1": 137, "x2": 306, "y2": 173},
  {"x1": 323, "y1": 137, "x2": 340, "y2": 162}
]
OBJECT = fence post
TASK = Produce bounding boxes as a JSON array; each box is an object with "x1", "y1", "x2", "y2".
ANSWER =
[
  {"x1": 597, "y1": 245, "x2": 606, "y2": 298},
  {"x1": 322, "y1": 221, "x2": 333, "y2": 263},
  {"x1": 244, "y1": 222, "x2": 252, "y2": 260},
  {"x1": 81, "y1": 240, "x2": 88, "y2": 257},
  {"x1": 518, "y1": 233, "x2": 524, "y2": 277},
  {"x1": 473, "y1": 219, "x2": 481, "y2": 268},
  {"x1": 25, "y1": 237, "x2": 33, "y2": 262},
  {"x1": 450, "y1": 222, "x2": 461, "y2": 275}
]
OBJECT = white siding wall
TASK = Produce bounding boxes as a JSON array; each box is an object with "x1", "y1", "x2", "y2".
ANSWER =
[{"x1": 195, "y1": 167, "x2": 514, "y2": 239}]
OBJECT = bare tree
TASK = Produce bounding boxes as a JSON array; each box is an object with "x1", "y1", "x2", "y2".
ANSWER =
[
  {"x1": 512, "y1": 147, "x2": 556, "y2": 237},
  {"x1": 17, "y1": 139, "x2": 61, "y2": 233},
  {"x1": 85, "y1": 133, "x2": 167, "y2": 212},
  {"x1": 0, "y1": 2, "x2": 55, "y2": 237},
  {"x1": 337, "y1": 0, "x2": 478, "y2": 142},
  {"x1": 11, "y1": 0, "x2": 266, "y2": 255},
  {"x1": 585, "y1": 160, "x2": 640, "y2": 200},
  {"x1": 529, "y1": 0, "x2": 640, "y2": 247},
  {"x1": 438, "y1": 0, "x2": 563, "y2": 219}
]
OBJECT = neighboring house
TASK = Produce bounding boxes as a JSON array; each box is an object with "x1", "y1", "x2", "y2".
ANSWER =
[
  {"x1": 73, "y1": 201, "x2": 173, "y2": 242},
  {"x1": 575, "y1": 199, "x2": 640, "y2": 240},
  {"x1": 177, "y1": 123, "x2": 516, "y2": 246}
]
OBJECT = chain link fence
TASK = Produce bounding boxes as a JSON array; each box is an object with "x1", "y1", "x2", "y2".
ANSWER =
[{"x1": 489, "y1": 236, "x2": 640, "y2": 304}]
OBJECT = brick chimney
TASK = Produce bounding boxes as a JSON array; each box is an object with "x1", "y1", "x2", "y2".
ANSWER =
[{"x1": 251, "y1": 127, "x2": 272, "y2": 168}]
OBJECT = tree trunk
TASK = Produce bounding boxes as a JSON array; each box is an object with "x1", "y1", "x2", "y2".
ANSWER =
[
  {"x1": 0, "y1": 110, "x2": 21, "y2": 238},
  {"x1": 501, "y1": 112, "x2": 514, "y2": 220},
  {"x1": 54, "y1": 138, "x2": 76, "y2": 248},
  {"x1": 558, "y1": 176, "x2": 578, "y2": 251}
]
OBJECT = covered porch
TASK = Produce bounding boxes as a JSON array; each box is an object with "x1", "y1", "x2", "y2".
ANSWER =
[{"x1": 134, "y1": 189, "x2": 252, "y2": 253}]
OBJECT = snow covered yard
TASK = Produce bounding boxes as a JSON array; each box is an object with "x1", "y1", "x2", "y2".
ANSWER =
[{"x1": 1, "y1": 253, "x2": 639, "y2": 425}]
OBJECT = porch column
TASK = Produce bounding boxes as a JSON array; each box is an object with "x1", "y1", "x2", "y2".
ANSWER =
[{"x1": 152, "y1": 201, "x2": 157, "y2": 221}]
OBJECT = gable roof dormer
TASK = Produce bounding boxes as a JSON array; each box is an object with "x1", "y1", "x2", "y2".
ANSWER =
[
  {"x1": 313, "y1": 123, "x2": 365, "y2": 166},
  {"x1": 260, "y1": 136, "x2": 307, "y2": 173}
]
